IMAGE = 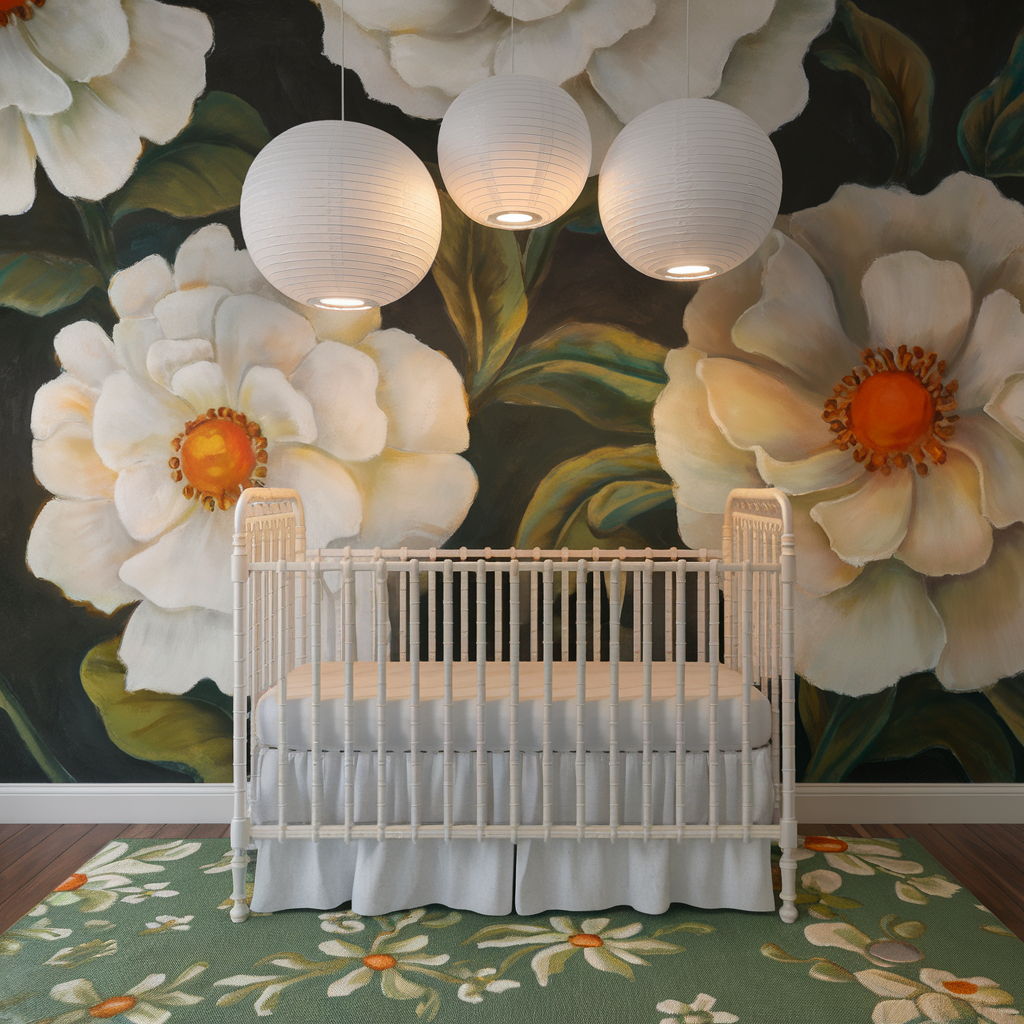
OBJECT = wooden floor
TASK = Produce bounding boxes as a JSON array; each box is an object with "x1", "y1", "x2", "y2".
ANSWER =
[{"x1": 0, "y1": 823, "x2": 1021, "y2": 938}]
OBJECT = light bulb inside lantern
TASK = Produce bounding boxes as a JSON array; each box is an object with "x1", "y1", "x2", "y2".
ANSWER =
[
  {"x1": 313, "y1": 297, "x2": 374, "y2": 310},
  {"x1": 665, "y1": 265, "x2": 715, "y2": 280},
  {"x1": 492, "y1": 211, "x2": 539, "y2": 226}
]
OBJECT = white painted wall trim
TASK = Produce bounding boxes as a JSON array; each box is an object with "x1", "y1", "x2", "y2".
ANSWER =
[{"x1": 2, "y1": 782, "x2": 1023, "y2": 824}]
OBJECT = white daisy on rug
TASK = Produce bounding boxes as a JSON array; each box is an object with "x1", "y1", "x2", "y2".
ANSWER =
[
  {"x1": 657, "y1": 992, "x2": 740, "y2": 1024},
  {"x1": 43, "y1": 939, "x2": 118, "y2": 968},
  {"x1": 0, "y1": 917, "x2": 73, "y2": 956},
  {"x1": 141, "y1": 914, "x2": 194, "y2": 934},
  {"x1": 454, "y1": 966, "x2": 520, "y2": 1004},
  {"x1": 0, "y1": 0, "x2": 212, "y2": 215},
  {"x1": 855, "y1": 967, "x2": 1021, "y2": 1024}
]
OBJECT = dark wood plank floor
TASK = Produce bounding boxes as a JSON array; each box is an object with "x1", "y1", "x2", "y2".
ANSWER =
[{"x1": 1, "y1": 824, "x2": 1020, "y2": 938}]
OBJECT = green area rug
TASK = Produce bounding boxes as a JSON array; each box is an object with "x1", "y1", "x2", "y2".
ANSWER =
[{"x1": 1, "y1": 836, "x2": 1022, "y2": 1023}]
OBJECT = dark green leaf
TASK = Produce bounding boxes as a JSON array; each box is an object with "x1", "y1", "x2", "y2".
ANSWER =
[
  {"x1": 802, "y1": 686, "x2": 897, "y2": 782},
  {"x1": 0, "y1": 252, "x2": 104, "y2": 316},
  {"x1": 984, "y1": 677, "x2": 1024, "y2": 747},
  {"x1": 809, "y1": 961, "x2": 855, "y2": 983},
  {"x1": 811, "y1": 1, "x2": 934, "y2": 181},
  {"x1": 588, "y1": 480, "x2": 674, "y2": 533},
  {"x1": 80, "y1": 638, "x2": 232, "y2": 782},
  {"x1": 105, "y1": 92, "x2": 271, "y2": 222},
  {"x1": 432, "y1": 190, "x2": 527, "y2": 398},
  {"x1": 959, "y1": 27, "x2": 1024, "y2": 177},
  {"x1": 760, "y1": 943, "x2": 804, "y2": 963},
  {"x1": 515, "y1": 444, "x2": 668, "y2": 549},
  {"x1": 799, "y1": 678, "x2": 834, "y2": 753},
  {"x1": 491, "y1": 322, "x2": 668, "y2": 433},
  {"x1": 865, "y1": 673, "x2": 1014, "y2": 782},
  {"x1": 0, "y1": 671, "x2": 74, "y2": 782},
  {"x1": 522, "y1": 176, "x2": 599, "y2": 294},
  {"x1": 819, "y1": 894, "x2": 862, "y2": 910}
]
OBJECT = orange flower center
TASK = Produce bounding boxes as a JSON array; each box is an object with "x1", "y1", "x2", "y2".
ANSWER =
[
  {"x1": 569, "y1": 933, "x2": 604, "y2": 948},
  {"x1": 942, "y1": 980, "x2": 980, "y2": 996},
  {"x1": 170, "y1": 407, "x2": 267, "y2": 511},
  {"x1": 803, "y1": 837, "x2": 849, "y2": 853},
  {"x1": 54, "y1": 873, "x2": 88, "y2": 892},
  {"x1": 363, "y1": 954, "x2": 398, "y2": 971},
  {"x1": 89, "y1": 997, "x2": 137, "y2": 1018},
  {"x1": 823, "y1": 346, "x2": 958, "y2": 476},
  {"x1": 0, "y1": 0, "x2": 43, "y2": 26}
]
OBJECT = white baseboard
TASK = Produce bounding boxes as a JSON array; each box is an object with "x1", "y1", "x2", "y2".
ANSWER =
[{"x1": 1, "y1": 783, "x2": 1022, "y2": 825}]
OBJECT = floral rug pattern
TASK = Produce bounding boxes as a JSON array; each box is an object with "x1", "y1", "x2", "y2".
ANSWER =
[{"x1": 1, "y1": 838, "x2": 1022, "y2": 1023}]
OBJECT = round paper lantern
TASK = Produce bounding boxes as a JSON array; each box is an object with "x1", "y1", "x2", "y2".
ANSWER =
[
  {"x1": 240, "y1": 120, "x2": 442, "y2": 309},
  {"x1": 598, "y1": 98, "x2": 782, "y2": 281},
  {"x1": 438, "y1": 74, "x2": 591, "y2": 229}
]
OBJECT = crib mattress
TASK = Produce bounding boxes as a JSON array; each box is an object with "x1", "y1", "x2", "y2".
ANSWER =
[{"x1": 254, "y1": 660, "x2": 772, "y2": 752}]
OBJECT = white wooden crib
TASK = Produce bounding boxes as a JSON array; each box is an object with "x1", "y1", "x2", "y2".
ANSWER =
[{"x1": 228, "y1": 487, "x2": 799, "y2": 923}]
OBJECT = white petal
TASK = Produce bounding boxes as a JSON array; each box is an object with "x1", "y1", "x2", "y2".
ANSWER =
[
  {"x1": 561, "y1": 72, "x2": 624, "y2": 173},
  {"x1": 344, "y1": 0, "x2": 490, "y2": 33},
  {"x1": 714, "y1": 0, "x2": 838, "y2": 134},
  {"x1": 93, "y1": 371, "x2": 189, "y2": 470},
  {"x1": 948, "y1": 414, "x2": 1024, "y2": 529},
  {"x1": 675, "y1": 503, "x2": 724, "y2": 551},
  {"x1": 24, "y1": 82, "x2": 141, "y2": 201},
  {"x1": 172, "y1": 224, "x2": 266, "y2": 295},
  {"x1": 699, "y1": 357, "x2": 832, "y2": 462},
  {"x1": 654, "y1": 348, "x2": 763, "y2": 513},
  {"x1": 22, "y1": 0, "x2": 129, "y2": 83},
  {"x1": 114, "y1": 460, "x2": 192, "y2": 543},
  {"x1": 795, "y1": 560, "x2": 946, "y2": 696},
  {"x1": 732, "y1": 232, "x2": 858, "y2": 392},
  {"x1": 269, "y1": 445, "x2": 363, "y2": 546},
  {"x1": 811, "y1": 471, "x2": 912, "y2": 566},
  {"x1": 120, "y1": 601, "x2": 232, "y2": 694},
  {"x1": 342, "y1": 450, "x2": 477, "y2": 549},
  {"x1": 0, "y1": 26, "x2": 72, "y2": 115},
  {"x1": 986, "y1": 374, "x2": 1024, "y2": 443},
  {"x1": 50, "y1": 977, "x2": 101, "y2": 1006},
  {"x1": 34, "y1": 423, "x2": 116, "y2": 501},
  {"x1": 756, "y1": 447, "x2": 863, "y2": 496},
  {"x1": 855, "y1": 970, "x2": 929, "y2": 1000},
  {"x1": 862, "y1": 252, "x2": 972, "y2": 366},
  {"x1": 31, "y1": 374, "x2": 96, "y2": 441},
  {"x1": 871, "y1": 999, "x2": 923, "y2": 1024},
  {"x1": 791, "y1": 175, "x2": 1024, "y2": 347},
  {"x1": 329, "y1": 10, "x2": 451, "y2": 119},
  {"x1": 326, "y1": 966, "x2": 374, "y2": 997},
  {"x1": 90, "y1": 0, "x2": 212, "y2": 145},
  {"x1": 289, "y1": 341, "x2": 387, "y2": 462},
  {"x1": 589, "y1": 0, "x2": 760, "y2": 123},
  {"x1": 169, "y1": 360, "x2": 228, "y2": 412},
  {"x1": 580, "y1": 917, "x2": 611, "y2": 934},
  {"x1": 54, "y1": 320, "x2": 120, "y2": 387},
  {"x1": 238, "y1": 366, "x2": 316, "y2": 444},
  {"x1": 0, "y1": 105, "x2": 37, "y2": 215},
  {"x1": 955, "y1": 289, "x2": 1024, "y2": 411},
  {"x1": 109, "y1": 255, "x2": 174, "y2": 320},
  {"x1": 146, "y1": 338, "x2": 216, "y2": 392},
  {"x1": 152, "y1": 286, "x2": 229, "y2": 344},
  {"x1": 120, "y1": 508, "x2": 233, "y2": 613},
  {"x1": 211, "y1": 294, "x2": 317, "y2": 394},
  {"x1": 26, "y1": 498, "x2": 142, "y2": 613},
  {"x1": 931, "y1": 523, "x2": 1024, "y2": 691},
  {"x1": 359, "y1": 329, "x2": 470, "y2": 454},
  {"x1": 792, "y1": 493, "x2": 864, "y2": 596},
  {"x1": 390, "y1": 14, "x2": 503, "y2": 96},
  {"x1": 898, "y1": 449, "x2": 992, "y2": 577},
  {"x1": 297, "y1": 302, "x2": 381, "y2": 346}
]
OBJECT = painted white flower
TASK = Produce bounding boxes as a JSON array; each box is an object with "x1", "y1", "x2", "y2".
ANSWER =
[
  {"x1": 455, "y1": 966, "x2": 520, "y2": 1004},
  {"x1": 43, "y1": 963, "x2": 206, "y2": 1024},
  {"x1": 654, "y1": 173, "x2": 1024, "y2": 695},
  {"x1": 856, "y1": 967, "x2": 1020, "y2": 1024},
  {"x1": 657, "y1": 992, "x2": 739, "y2": 1024},
  {"x1": 476, "y1": 915, "x2": 680, "y2": 986},
  {"x1": 0, "y1": 916, "x2": 72, "y2": 956},
  {"x1": 27, "y1": 223, "x2": 477, "y2": 694},
  {"x1": 0, "y1": 0, "x2": 212, "y2": 215},
  {"x1": 44, "y1": 939, "x2": 118, "y2": 968},
  {"x1": 320, "y1": 0, "x2": 835, "y2": 168},
  {"x1": 320, "y1": 910, "x2": 366, "y2": 935},
  {"x1": 321, "y1": 933, "x2": 450, "y2": 1003}
]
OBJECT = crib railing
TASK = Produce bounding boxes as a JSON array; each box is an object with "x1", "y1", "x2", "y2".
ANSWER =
[{"x1": 229, "y1": 487, "x2": 798, "y2": 924}]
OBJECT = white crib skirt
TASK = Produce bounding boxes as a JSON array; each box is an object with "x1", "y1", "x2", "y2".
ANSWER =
[{"x1": 249, "y1": 746, "x2": 776, "y2": 916}]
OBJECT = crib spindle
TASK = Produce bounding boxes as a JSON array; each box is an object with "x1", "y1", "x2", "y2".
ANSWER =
[
  {"x1": 609, "y1": 561, "x2": 621, "y2": 842},
  {"x1": 542, "y1": 560, "x2": 554, "y2": 839},
  {"x1": 741, "y1": 555, "x2": 753, "y2": 842},
  {"x1": 276, "y1": 558, "x2": 288, "y2": 842},
  {"x1": 409, "y1": 560, "x2": 421, "y2": 841},
  {"x1": 310, "y1": 559, "x2": 322, "y2": 843},
  {"x1": 509, "y1": 559, "x2": 521, "y2": 843},
  {"x1": 575, "y1": 559, "x2": 587, "y2": 842},
  {"x1": 641, "y1": 559, "x2": 653, "y2": 840},
  {"x1": 476, "y1": 560, "x2": 488, "y2": 842},
  {"x1": 443, "y1": 560, "x2": 454, "y2": 842},
  {"x1": 708, "y1": 559, "x2": 720, "y2": 840},
  {"x1": 376, "y1": 558, "x2": 389, "y2": 842},
  {"x1": 343, "y1": 556, "x2": 355, "y2": 843},
  {"x1": 675, "y1": 559, "x2": 686, "y2": 838}
]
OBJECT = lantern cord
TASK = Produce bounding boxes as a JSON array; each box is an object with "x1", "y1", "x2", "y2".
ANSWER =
[
  {"x1": 340, "y1": 0, "x2": 346, "y2": 120},
  {"x1": 510, "y1": 0, "x2": 515, "y2": 74},
  {"x1": 685, "y1": 0, "x2": 689, "y2": 100}
]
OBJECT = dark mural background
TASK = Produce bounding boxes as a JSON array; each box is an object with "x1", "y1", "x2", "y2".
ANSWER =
[{"x1": 2, "y1": 0, "x2": 1024, "y2": 784}]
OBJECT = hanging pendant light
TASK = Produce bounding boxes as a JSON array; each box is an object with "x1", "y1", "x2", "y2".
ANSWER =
[
  {"x1": 438, "y1": 73, "x2": 591, "y2": 229},
  {"x1": 240, "y1": 120, "x2": 442, "y2": 309},
  {"x1": 239, "y1": 1, "x2": 441, "y2": 309}
]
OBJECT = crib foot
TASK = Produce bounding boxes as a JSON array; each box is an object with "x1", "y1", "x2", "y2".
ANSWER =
[
  {"x1": 230, "y1": 901, "x2": 250, "y2": 924},
  {"x1": 779, "y1": 901, "x2": 798, "y2": 924}
]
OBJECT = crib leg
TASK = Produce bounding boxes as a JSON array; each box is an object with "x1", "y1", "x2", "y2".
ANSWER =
[
  {"x1": 778, "y1": 844, "x2": 798, "y2": 923},
  {"x1": 229, "y1": 818, "x2": 250, "y2": 923}
]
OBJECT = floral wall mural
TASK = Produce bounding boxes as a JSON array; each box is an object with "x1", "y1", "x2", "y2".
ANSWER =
[{"x1": 2, "y1": 0, "x2": 1024, "y2": 787}]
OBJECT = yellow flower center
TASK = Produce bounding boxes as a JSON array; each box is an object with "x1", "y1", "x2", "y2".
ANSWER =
[
  {"x1": 569, "y1": 933, "x2": 604, "y2": 948},
  {"x1": 89, "y1": 997, "x2": 137, "y2": 1018},
  {"x1": 170, "y1": 407, "x2": 267, "y2": 511},
  {"x1": 803, "y1": 837, "x2": 849, "y2": 853},
  {"x1": 0, "y1": 0, "x2": 43, "y2": 27},
  {"x1": 942, "y1": 980, "x2": 979, "y2": 996},
  {"x1": 363, "y1": 954, "x2": 397, "y2": 971},
  {"x1": 823, "y1": 346, "x2": 958, "y2": 476},
  {"x1": 53, "y1": 872, "x2": 88, "y2": 892}
]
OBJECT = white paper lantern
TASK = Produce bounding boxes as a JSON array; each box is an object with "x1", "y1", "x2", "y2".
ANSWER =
[
  {"x1": 438, "y1": 74, "x2": 591, "y2": 229},
  {"x1": 598, "y1": 98, "x2": 782, "y2": 281},
  {"x1": 240, "y1": 120, "x2": 442, "y2": 309}
]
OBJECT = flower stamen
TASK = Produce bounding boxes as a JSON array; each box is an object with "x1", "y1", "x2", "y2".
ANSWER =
[
  {"x1": 89, "y1": 996, "x2": 137, "y2": 1018},
  {"x1": 569, "y1": 933, "x2": 603, "y2": 948},
  {"x1": 822, "y1": 346, "x2": 958, "y2": 476},
  {"x1": 363, "y1": 953, "x2": 397, "y2": 971},
  {"x1": 0, "y1": 0, "x2": 44, "y2": 26}
]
